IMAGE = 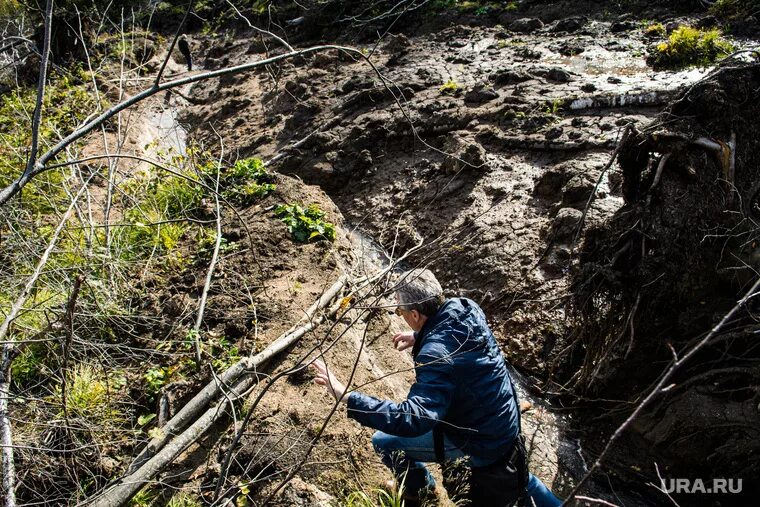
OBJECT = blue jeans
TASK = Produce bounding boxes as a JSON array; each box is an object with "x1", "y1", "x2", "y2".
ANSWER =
[{"x1": 372, "y1": 430, "x2": 562, "y2": 507}]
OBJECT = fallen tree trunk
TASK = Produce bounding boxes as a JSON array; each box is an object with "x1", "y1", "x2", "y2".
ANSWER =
[{"x1": 95, "y1": 276, "x2": 347, "y2": 506}]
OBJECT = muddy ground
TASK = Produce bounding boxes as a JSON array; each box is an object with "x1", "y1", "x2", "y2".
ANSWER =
[
  {"x1": 20, "y1": 1, "x2": 758, "y2": 505},
  {"x1": 165, "y1": 2, "x2": 759, "y2": 504}
]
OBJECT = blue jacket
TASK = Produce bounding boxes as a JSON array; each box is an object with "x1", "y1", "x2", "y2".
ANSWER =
[{"x1": 346, "y1": 297, "x2": 520, "y2": 462}]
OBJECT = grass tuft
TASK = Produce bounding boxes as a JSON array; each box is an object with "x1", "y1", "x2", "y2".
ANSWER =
[{"x1": 648, "y1": 26, "x2": 734, "y2": 69}]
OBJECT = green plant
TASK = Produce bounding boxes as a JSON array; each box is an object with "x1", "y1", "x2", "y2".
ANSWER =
[
  {"x1": 56, "y1": 364, "x2": 123, "y2": 424},
  {"x1": 643, "y1": 22, "x2": 665, "y2": 36},
  {"x1": 504, "y1": 0, "x2": 518, "y2": 11},
  {"x1": 649, "y1": 26, "x2": 734, "y2": 69},
  {"x1": 196, "y1": 228, "x2": 239, "y2": 262},
  {"x1": 144, "y1": 366, "x2": 172, "y2": 398},
  {"x1": 439, "y1": 80, "x2": 459, "y2": 95},
  {"x1": 166, "y1": 492, "x2": 203, "y2": 507},
  {"x1": 544, "y1": 98, "x2": 563, "y2": 115},
  {"x1": 343, "y1": 482, "x2": 405, "y2": 507},
  {"x1": 275, "y1": 203, "x2": 336, "y2": 243},
  {"x1": 220, "y1": 157, "x2": 276, "y2": 206},
  {"x1": 129, "y1": 486, "x2": 158, "y2": 507},
  {"x1": 210, "y1": 336, "x2": 242, "y2": 371},
  {"x1": 709, "y1": 0, "x2": 753, "y2": 19}
]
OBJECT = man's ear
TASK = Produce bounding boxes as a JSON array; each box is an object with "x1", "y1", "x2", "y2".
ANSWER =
[{"x1": 411, "y1": 310, "x2": 421, "y2": 322}]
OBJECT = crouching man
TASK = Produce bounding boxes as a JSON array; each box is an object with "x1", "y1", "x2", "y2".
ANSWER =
[{"x1": 311, "y1": 269, "x2": 561, "y2": 506}]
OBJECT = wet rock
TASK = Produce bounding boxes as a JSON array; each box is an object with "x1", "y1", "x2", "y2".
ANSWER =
[
  {"x1": 562, "y1": 174, "x2": 595, "y2": 207},
  {"x1": 550, "y1": 208, "x2": 583, "y2": 240},
  {"x1": 340, "y1": 75, "x2": 376, "y2": 94},
  {"x1": 610, "y1": 20, "x2": 637, "y2": 32},
  {"x1": 534, "y1": 67, "x2": 573, "y2": 83},
  {"x1": 581, "y1": 83, "x2": 597, "y2": 92},
  {"x1": 545, "y1": 127, "x2": 563, "y2": 140},
  {"x1": 492, "y1": 69, "x2": 533, "y2": 85},
  {"x1": 514, "y1": 47, "x2": 542, "y2": 60},
  {"x1": 509, "y1": 18, "x2": 544, "y2": 34},
  {"x1": 386, "y1": 33, "x2": 412, "y2": 53},
  {"x1": 451, "y1": 51, "x2": 477, "y2": 64},
  {"x1": 464, "y1": 84, "x2": 499, "y2": 103},
  {"x1": 441, "y1": 135, "x2": 488, "y2": 174},
  {"x1": 555, "y1": 42, "x2": 584, "y2": 56},
  {"x1": 551, "y1": 17, "x2": 587, "y2": 33}
]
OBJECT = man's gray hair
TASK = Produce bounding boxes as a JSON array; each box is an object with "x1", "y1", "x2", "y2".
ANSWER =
[{"x1": 395, "y1": 269, "x2": 445, "y2": 317}]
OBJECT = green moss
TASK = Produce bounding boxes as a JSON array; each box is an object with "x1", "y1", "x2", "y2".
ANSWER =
[{"x1": 649, "y1": 26, "x2": 734, "y2": 69}]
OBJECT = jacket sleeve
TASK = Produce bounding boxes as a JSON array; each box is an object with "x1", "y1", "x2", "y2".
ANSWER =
[{"x1": 345, "y1": 344, "x2": 455, "y2": 437}]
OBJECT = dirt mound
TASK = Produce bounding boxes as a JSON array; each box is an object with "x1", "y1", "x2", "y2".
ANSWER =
[{"x1": 566, "y1": 61, "x2": 760, "y2": 504}]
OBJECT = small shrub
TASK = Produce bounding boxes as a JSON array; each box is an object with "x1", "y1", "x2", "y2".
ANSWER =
[
  {"x1": 275, "y1": 203, "x2": 336, "y2": 242},
  {"x1": 439, "y1": 80, "x2": 459, "y2": 95},
  {"x1": 649, "y1": 26, "x2": 734, "y2": 69}
]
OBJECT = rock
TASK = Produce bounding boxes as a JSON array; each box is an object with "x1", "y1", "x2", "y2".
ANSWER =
[
  {"x1": 571, "y1": 118, "x2": 587, "y2": 127},
  {"x1": 551, "y1": 17, "x2": 587, "y2": 33},
  {"x1": 464, "y1": 84, "x2": 500, "y2": 103},
  {"x1": 441, "y1": 135, "x2": 488, "y2": 173},
  {"x1": 492, "y1": 69, "x2": 533, "y2": 85},
  {"x1": 515, "y1": 47, "x2": 542, "y2": 60},
  {"x1": 545, "y1": 127, "x2": 563, "y2": 140},
  {"x1": 607, "y1": 76, "x2": 622, "y2": 84},
  {"x1": 562, "y1": 174, "x2": 595, "y2": 206},
  {"x1": 386, "y1": 33, "x2": 412, "y2": 53},
  {"x1": 581, "y1": 83, "x2": 597, "y2": 92},
  {"x1": 534, "y1": 67, "x2": 573, "y2": 83},
  {"x1": 610, "y1": 20, "x2": 636, "y2": 32},
  {"x1": 556, "y1": 42, "x2": 584, "y2": 56},
  {"x1": 277, "y1": 477, "x2": 334, "y2": 506},
  {"x1": 550, "y1": 208, "x2": 583, "y2": 239},
  {"x1": 510, "y1": 17, "x2": 544, "y2": 33}
]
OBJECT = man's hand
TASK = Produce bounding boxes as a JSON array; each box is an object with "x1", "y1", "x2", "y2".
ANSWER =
[
  {"x1": 310, "y1": 359, "x2": 348, "y2": 403},
  {"x1": 392, "y1": 331, "x2": 415, "y2": 352}
]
